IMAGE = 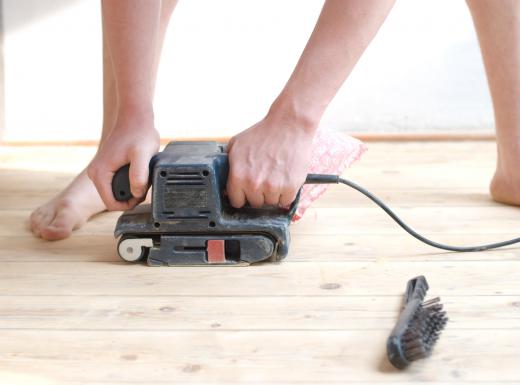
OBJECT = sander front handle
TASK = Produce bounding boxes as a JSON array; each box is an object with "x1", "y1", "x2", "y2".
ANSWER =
[
  {"x1": 111, "y1": 156, "x2": 336, "y2": 220},
  {"x1": 111, "y1": 155, "x2": 159, "y2": 202}
]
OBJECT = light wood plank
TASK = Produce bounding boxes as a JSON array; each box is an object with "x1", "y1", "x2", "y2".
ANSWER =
[
  {"x1": 0, "y1": 329, "x2": 518, "y2": 383},
  {"x1": 0, "y1": 261, "x2": 518, "y2": 296},
  {"x1": 0, "y1": 295, "x2": 517, "y2": 331},
  {"x1": 1, "y1": 141, "x2": 519, "y2": 384}
]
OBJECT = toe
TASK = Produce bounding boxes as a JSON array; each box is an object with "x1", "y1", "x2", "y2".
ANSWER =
[
  {"x1": 28, "y1": 214, "x2": 40, "y2": 236},
  {"x1": 40, "y1": 225, "x2": 72, "y2": 241},
  {"x1": 29, "y1": 209, "x2": 41, "y2": 233},
  {"x1": 40, "y1": 207, "x2": 79, "y2": 241},
  {"x1": 29, "y1": 170, "x2": 106, "y2": 241},
  {"x1": 29, "y1": 207, "x2": 53, "y2": 237}
]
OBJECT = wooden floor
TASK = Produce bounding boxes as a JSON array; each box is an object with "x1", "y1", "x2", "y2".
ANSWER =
[{"x1": 0, "y1": 141, "x2": 519, "y2": 384}]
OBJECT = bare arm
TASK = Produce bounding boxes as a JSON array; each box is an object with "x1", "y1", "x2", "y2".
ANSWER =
[
  {"x1": 88, "y1": 0, "x2": 162, "y2": 211},
  {"x1": 227, "y1": 0, "x2": 395, "y2": 208}
]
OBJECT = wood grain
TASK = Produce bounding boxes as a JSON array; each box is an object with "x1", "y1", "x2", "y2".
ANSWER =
[{"x1": 0, "y1": 141, "x2": 519, "y2": 384}]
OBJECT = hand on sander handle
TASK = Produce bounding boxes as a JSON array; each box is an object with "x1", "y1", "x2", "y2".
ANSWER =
[{"x1": 112, "y1": 154, "x2": 159, "y2": 202}]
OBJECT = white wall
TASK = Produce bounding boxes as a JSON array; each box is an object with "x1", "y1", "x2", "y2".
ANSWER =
[
  {"x1": 3, "y1": 0, "x2": 103, "y2": 141},
  {"x1": 2, "y1": 0, "x2": 494, "y2": 142}
]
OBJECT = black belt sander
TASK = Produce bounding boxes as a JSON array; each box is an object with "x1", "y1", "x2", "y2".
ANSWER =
[
  {"x1": 112, "y1": 141, "x2": 303, "y2": 266},
  {"x1": 112, "y1": 141, "x2": 520, "y2": 266}
]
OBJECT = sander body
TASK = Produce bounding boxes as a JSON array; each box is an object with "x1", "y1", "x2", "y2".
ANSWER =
[{"x1": 113, "y1": 141, "x2": 295, "y2": 266}]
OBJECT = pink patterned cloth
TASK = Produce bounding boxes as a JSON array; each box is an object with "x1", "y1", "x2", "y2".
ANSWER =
[{"x1": 292, "y1": 128, "x2": 367, "y2": 221}]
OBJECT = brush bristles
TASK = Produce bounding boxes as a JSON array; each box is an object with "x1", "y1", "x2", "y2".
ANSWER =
[{"x1": 402, "y1": 297, "x2": 448, "y2": 362}]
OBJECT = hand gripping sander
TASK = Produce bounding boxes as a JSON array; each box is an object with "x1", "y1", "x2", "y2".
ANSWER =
[{"x1": 112, "y1": 141, "x2": 301, "y2": 266}]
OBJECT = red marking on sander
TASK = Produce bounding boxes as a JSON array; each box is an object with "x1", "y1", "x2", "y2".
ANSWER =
[{"x1": 207, "y1": 240, "x2": 226, "y2": 264}]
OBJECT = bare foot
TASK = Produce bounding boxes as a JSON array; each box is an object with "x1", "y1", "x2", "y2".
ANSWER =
[
  {"x1": 29, "y1": 169, "x2": 107, "y2": 240},
  {"x1": 490, "y1": 169, "x2": 520, "y2": 206}
]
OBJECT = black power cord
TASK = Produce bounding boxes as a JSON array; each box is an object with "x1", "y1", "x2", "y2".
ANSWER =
[{"x1": 305, "y1": 173, "x2": 520, "y2": 252}]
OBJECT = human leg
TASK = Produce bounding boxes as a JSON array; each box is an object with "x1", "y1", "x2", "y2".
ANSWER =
[
  {"x1": 467, "y1": 0, "x2": 520, "y2": 205},
  {"x1": 29, "y1": 1, "x2": 177, "y2": 240}
]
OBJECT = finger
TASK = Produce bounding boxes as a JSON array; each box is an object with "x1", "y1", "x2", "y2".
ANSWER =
[
  {"x1": 279, "y1": 187, "x2": 299, "y2": 207},
  {"x1": 90, "y1": 168, "x2": 133, "y2": 211},
  {"x1": 262, "y1": 180, "x2": 282, "y2": 206},
  {"x1": 242, "y1": 174, "x2": 265, "y2": 208},
  {"x1": 264, "y1": 190, "x2": 281, "y2": 206},
  {"x1": 245, "y1": 189, "x2": 265, "y2": 208},
  {"x1": 227, "y1": 136, "x2": 236, "y2": 152},
  {"x1": 226, "y1": 175, "x2": 247, "y2": 208},
  {"x1": 129, "y1": 152, "x2": 151, "y2": 199}
]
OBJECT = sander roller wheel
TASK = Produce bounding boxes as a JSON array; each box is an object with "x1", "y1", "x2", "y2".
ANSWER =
[{"x1": 117, "y1": 237, "x2": 153, "y2": 262}]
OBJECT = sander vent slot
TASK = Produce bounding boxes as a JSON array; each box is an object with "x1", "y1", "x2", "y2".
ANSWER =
[
  {"x1": 166, "y1": 180, "x2": 204, "y2": 186},
  {"x1": 165, "y1": 215, "x2": 210, "y2": 220},
  {"x1": 167, "y1": 172, "x2": 203, "y2": 178},
  {"x1": 163, "y1": 210, "x2": 212, "y2": 220},
  {"x1": 166, "y1": 172, "x2": 205, "y2": 186}
]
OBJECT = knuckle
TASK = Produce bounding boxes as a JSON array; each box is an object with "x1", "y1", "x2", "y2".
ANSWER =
[
  {"x1": 131, "y1": 174, "x2": 148, "y2": 186},
  {"x1": 128, "y1": 145, "x2": 141, "y2": 157},
  {"x1": 246, "y1": 177, "x2": 262, "y2": 191},
  {"x1": 263, "y1": 180, "x2": 280, "y2": 193}
]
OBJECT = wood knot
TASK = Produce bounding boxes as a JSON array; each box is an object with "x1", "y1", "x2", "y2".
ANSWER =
[
  {"x1": 121, "y1": 354, "x2": 138, "y2": 361},
  {"x1": 159, "y1": 306, "x2": 176, "y2": 312},
  {"x1": 320, "y1": 283, "x2": 341, "y2": 290},
  {"x1": 182, "y1": 364, "x2": 201, "y2": 373}
]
